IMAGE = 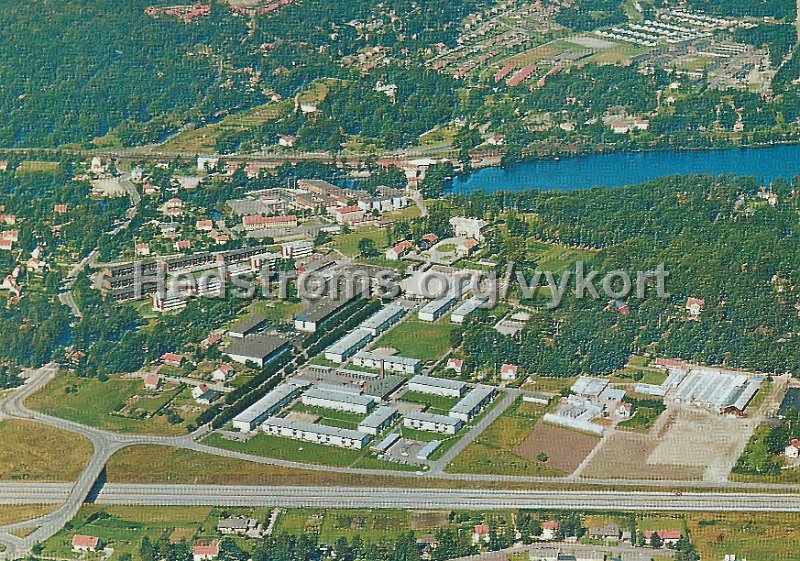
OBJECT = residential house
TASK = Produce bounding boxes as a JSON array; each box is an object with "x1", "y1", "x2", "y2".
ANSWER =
[
  {"x1": 162, "y1": 352, "x2": 185, "y2": 368},
  {"x1": 212, "y1": 364, "x2": 235, "y2": 382},
  {"x1": 472, "y1": 524, "x2": 490, "y2": 544},
  {"x1": 54, "y1": 204, "x2": 68, "y2": 215},
  {"x1": 386, "y1": 240, "x2": 413, "y2": 261},
  {"x1": 643, "y1": 530, "x2": 681, "y2": 546},
  {"x1": 418, "y1": 233, "x2": 439, "y2": 251},
  {"x1": 192, "y1": 542, "x2": 220, "y2": 561},
  {"x1": 278, "y1": 135, "x2": 298, "y2": 148},
  {"x1": 785, "y1": 438, "x2": 800, "y2": 459},
  {"x1": 136, "y1": 243, "x2": 151, "y2": 256},
  {"x1": 450, "y1": 217, "x2": 488, "y2": 241},
  {"x1": 143, "y1": 374, "x2": 161, "y2": 390},
  {"x1": 500, "y1": 363, "x2": 519, "y2": 381},
  {"x1": 175, "y1": 240, "x2": 192, "y2": 252},
  {"x1": 196, "y1": 219, "x2": 214, "y2": 232},
  {"x1": 164, "y1": 198, "x2": 184, "y2": 217},
  {"x1": 242, "y1": 214, "x2": 298, "y2": 232},
  {"x1": 72, "y1": 535, "x2": 101, "y2": 553},
  {"x1": 201, "y1": 333, "x2": 222, "y2": 350},
  {"x1": 446, "y1": 358, "x2": 464, "y2": 374},
  {"x1": 587, "y1": 522, "x2": 620, "y2": 540},
  {"x1": 456, "y1": 238, "x2": 479, "y2": 257},
  {"x1": 217, "y1": 516, "x2": 262, "y2": 536},
  {"x1": 540, "y1": 520, "x2": 560, "y2": 540},
  {"x1": 686, "y1": 297, "x2": 705, "y2": 317}
]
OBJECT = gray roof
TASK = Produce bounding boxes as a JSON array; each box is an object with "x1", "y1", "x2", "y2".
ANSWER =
[
  {"x1": 416, "y1": 439, "x2": 442, "y2": 460},
  {"x1": 303, "y1": 387, "x2": 375, "y2": 408},
  {"x1": 295, "y1": 293, "x2": 357, "y2": 323},
  {"x1": 263, "y1": 416, "x2": 369, "y2": 441},
  {"x1": 325, "y1": 328, "x2": 372, "y2": 356},
  {"x1": 361, "y1": 303, "x2": 406, "y2": 331},
  {"x1": 363, "y1": 375, "x2": 407, "y2": 401},
  {"x1": 226, "y1": 334, "x2": 290, "y2": 361},
  {"x1": 451, "y1": 296, "x2": 488, "y2": 319},
  {"x1": 419, "y1": 295, "x2": 457, "y2": 315},
  {"x1": 571, "y1": 377, "x2": 609, "y2": 397},
  {"x1": 372, "y1": 433, "x2": 400, "y2": 451},
  {"x1": 405, "y1": 411, "x2": 462, "y2": 426},
  {"x1": 233, "y1": 383, "x2": 304, "y2": 425},
  {"x1": 450, "y1": 385, "x2": 496, "y2": 417},
  {"x1": 355, "y1": 351, "x2": 421, "y2": 367},
  {"x1": 229, "y1": 313, "x2": 268, "y2": 336},
  {"x1": 358, "y1": 406, "x2": 398, "y2": 429},
  {"x1": 409, "y1": 375, "x2": 467, "y2": 392}
]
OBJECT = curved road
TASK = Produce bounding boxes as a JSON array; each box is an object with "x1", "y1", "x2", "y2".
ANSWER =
[{"x1": 1, "y1": 365, "x2": 800, "y2": 558}]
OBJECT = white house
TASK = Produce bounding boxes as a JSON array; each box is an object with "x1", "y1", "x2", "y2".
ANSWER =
[
  {"x1": 686, "y1": 297, "x2": 705, "y2": 317},
  {"x1": 449, "y1": 216, "x2": 488, "y2": 242},
  {"x1": 785, "y1": 439, "x2": 800, "y2": 459},
  {"x1": 500, "y1": 363, "x2": 519, "y2": 381},
  {"x1": 192, "y1": 542, "x2": 220, "y2": 561},
  {"x1": 72, "y1": 535, "x2": 101, "y2": 553},
  {"x1": 403, "y1": 411, "x2": 462, "y2": 435},
  {"x1": 212, "y1": 364, "x2": 234, "y2": 382}
]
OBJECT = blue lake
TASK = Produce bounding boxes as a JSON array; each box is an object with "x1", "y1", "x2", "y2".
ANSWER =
[{"x1": 449, "y1": 145, "x2": 800, "y2": 193}]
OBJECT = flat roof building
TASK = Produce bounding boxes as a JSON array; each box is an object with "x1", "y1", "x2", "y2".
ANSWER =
[
  {"x1": 363, "y1": 374, "x2": 407, "y2": 402},
  {"x1": 416, "y1": 440, "x2": 442, "y2": 460},
  {"x1": 229, "y1": 313, "x2": 268, "y2": 338},
  {"x1": 293, "y1": 293, "x2": 358, "y2": 333},
  {"x1": 353, "y1": 351, "x2": 422, "y2": 374},
  {"x1": 450, "y1": 296, "x2": 488, "y2": 324},
  {"x1": 360, "y1": 303, "x2": 407, "y2": 336},
  {"x1": 225, "y1": 335, "x2": 291, "y2": 368},
  {"x1": 301, "y1": 387, "x2": 376, "y2": 415},
  {"x1": 450, "y1": 384, "x2": 498, "y2": 422},
  {"x1": 408, "y1": 375, "x2": 467, "y2": 398},
  {"x1": 418, "y1": 296, "x2": 458, "y2": 322},
  {"x1": 324, "y1": 328, "x2": 373, "y2": 363},
  {"x1": 404, "y1": 411, "x2": 463, "y2": 435},
  {"x1": 232, "y1": 382, "x2": 305, "y2": 432},
  {"x1": 571, "y1": 377, "x2": 610, "y2": 398},
  {"x1": 358, "y1": 405, "x2": 399, "y2": 435},
  {"x1": 262, "y1": 416, "x2": 371, "y2": 449}
]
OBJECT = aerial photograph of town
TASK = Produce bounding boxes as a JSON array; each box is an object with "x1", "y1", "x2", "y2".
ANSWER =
[{"x1": 1, "y1": 0, "x2": 800, "y2": 560}]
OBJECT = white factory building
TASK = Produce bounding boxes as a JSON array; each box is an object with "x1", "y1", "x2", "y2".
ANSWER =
[
  {"x1": 301, "y1": 386, "x2": 375, "y2": 415},
  {"x1": 404, "y1": 411, "x2": 463, "y2": 435},
  {"x1": 261, "y1": 417, "x2": 371, "y2": 449},
  {"x1": 352, "y1": 351, "x2": 422, "y2": 374},
  {"x1": 357, "y1": 405, "x2": 399, "y2": 435},
  {"x1": 450, "y1": 384, "x2": 498, "y2": 422},
  {"x1": 450, "y1": 296, "x2": 488, "y2": 324},
  {"x1": 671, "y1": 367, "x2": 760, "y2": 414},
  {"x1": 324, "y1": 328, "x2": 373, "y2": 363},
  {"x1": 418, "y1": 295, "x2": 458, "y2": 322},
  {"x1": 232, "y1": 383, "x2": 305, "y2": 432},
  {"x1": 360, "y1": 303, "x2": 407, "y2": 336},
  {"x1": 408, "y1": 375, "x2": 467, "y2": 398}
]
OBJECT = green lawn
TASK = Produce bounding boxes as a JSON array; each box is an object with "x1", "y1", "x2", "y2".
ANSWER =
[
  {"x1": 290, "y1": 403, "x2": 365, "y2": 429},
  {"x1": 329, "y1": 228, "x2": 388, "y2": 257},
  {"x1": 399, "y1": 391, "x2": 460, "y2": 415},
  {"x1": 375, "y1": 320, "x2": 458, "y2": 362},
  {"x1": 446, "y1": 398, "x2": 563, "y2": 477},
  {"x1": 26, "y1": 372, "x2": 194, "y2": 435},
  {"x1": 617, "y1": 406, "x2": 663, "y2": 433},
  {"x1": 525, "y1": 241, "x2": 598, "y2": 274}
]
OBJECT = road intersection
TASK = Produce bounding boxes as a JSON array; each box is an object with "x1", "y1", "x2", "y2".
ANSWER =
[{"x1": 1, "y1": 365, "x2": 800, "y2": 558}]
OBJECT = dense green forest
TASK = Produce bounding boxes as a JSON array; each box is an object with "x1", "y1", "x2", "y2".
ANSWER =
[{"x1": 449, "y1": 174, "x2": 800, "y2": 377}]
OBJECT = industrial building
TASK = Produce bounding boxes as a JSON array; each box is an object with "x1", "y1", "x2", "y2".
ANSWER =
[
  {"x1": 225, "y1": 335, "x2": 291, "y2": 368},
  {"x1": 301, "y1": 386, "x2": 376, "y2": 415},
  {"x1": 357, "y1": 406, "x2": 399, "y2": 435},
  {"x1": 261, "y1": 417, "x2": 371, "y2": 449},
  {"x1": 404, "y1": 411, "x2": 463, "y2": 435},
  {"x1": 293, "y1": 293, "x2": 358, "y2": 332},
  {"x1": 450, "y1": 384, "x2": 498, "y2": 422},
  {"x1": 228, "y1": 313, "x2": 269, "y2": 338},
  {"x1": 408, "y1": 375, "x2": 467, "y2": 398},
  {"x1": 416, "y1": 440, "x2": 442, "y2": 461},
  {"x1": 324, "y1": 328, "x2": 373, "y2": 363},
  {"x1": 232, "y1": 383, "x2": 305, "y2": 432},
  {"x1": 450, "y1": 296, "x2": 488, "y2": 324},
  {"x1": 418, "y1": 295, "x2": 458, "y2": 322},
  {"x1": 571, "y1": 377, "x2": 610, "y2": 399},
  {"x1": 352, "y1": 351, "x2": 422, "y2": 374},
  {"x1": 671, "y1": 367, "x2": 760, "y2": 414},
  {"x1": 360, "y1": 303, "x2": 407, "y2": 336}
]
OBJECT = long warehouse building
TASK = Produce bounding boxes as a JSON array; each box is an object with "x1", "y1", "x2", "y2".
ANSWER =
[
  {"x1": 408, "y1": 375, "x2": 467, "y2": 398},
  {"x1": 450, "y1": 384, "x2": 498, "y2": 422},
  {"x1": 261, "y1": 417, "x2": 371, "y2": 449},
  {"x1": 324, "y1": 328, "x2": 373, "y2": 363},
  {"x1": 232, "y1": 382, "x2": 305, "y2": 432},
  {"x1": 301, "y1": 387, "x2": 376, "y2": 415},
  {"x1": 404, "y1": 411, "x2": 463, "y2": 435}
]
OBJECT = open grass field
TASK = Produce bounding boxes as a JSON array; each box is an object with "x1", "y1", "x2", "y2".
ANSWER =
[
  {"x1": 0, "y1": 505, "x2": 57, "y2": 525},
  {"x1": 320, "y1": 509, "x2": 409, "y2": 542},
  {"x1": 513, "y1": 422, "x2": 600, "y2": 474},
  {"x1": 447, "y1": 399, "x2": 563, "y2": 477},
  {"x1": 26, "y1": 372, "x2": 195, "y2": 435},
  {"x1": 0, "y1": 419, "x2": 92, "y2": 481},
  {"x1": 290, "y1": 402, "x2": 364, "y2": 429},
  {"x1": 687, "y1": 512, "x2": 800, "y2": 561},
  {"x1": 16, "y1": 161, "x2": 59, "y2": 174},
  {"x1": 40, "y1": 505, "x2": 217, "y2": 559},
  {"x1": 375, "y1": 320, "x2": 457, "y2": 362},
  {"x1": 399, "y1": 391, "x2": 459, "y2": 416},
  {"x1": 201, "y1": 433, "x2": 366, "y2": 467},
  {"x1": 329, "y1": 228, "x2": 388, "y2": 257},
  {"x1": 525, "y1": 241, "x2": 598, "y2": 274}
]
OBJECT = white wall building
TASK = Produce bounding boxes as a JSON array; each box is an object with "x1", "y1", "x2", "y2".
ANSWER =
[
  {"x1": 404, "y1": 411, "x2": 462, "y2": 435},
  {"x1": 324, "y1": 328, "x2": 373, "y2": 363},
  {"x1": 232, "y1": 383, "x2": 304, "y2": 432},
  {"x1": 352, "y1": 351, "x2": 421, "y2": 374},
  {"x1": 449, "y1": 384, "x2": 498, "y2": 422},
  {"x1": 418, "y1": 296, "x2": 458, "y2": 322},
  {"x1": 357, "y1": 405, "x2": 399, "y2": 435},
  {"x1": 449, "y1": 216, "x2": 488, "y2": 241},
  {"x1": 408, "y1": 375, "x2": 467, "y2": 398},
  {"x1": 301, "y1": 387, "x2": 375, "y2": 415},
  {"x1": 450, "y1": 296, "x2": 488, "y2": 324},
  {"x1": 360, "y1": 303, "x2": 407, "y2": 336},
  {"x1": 262, "y1": 417, "x2": 371, "y2": 449}
]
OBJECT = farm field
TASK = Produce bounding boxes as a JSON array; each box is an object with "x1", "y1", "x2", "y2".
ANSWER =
[
  {"x1": 513, "y1": 422, "x2": 600, "y2": 474},
  {"x1": 0, "y1": 419, "x2": 92, "y2": 481},
  {"x1": 26, "y1": 372, "x2": 199, "y2": 435},
  {"x1": 0, "y1": 505, "x2": 57, "y2": 525},
  {"x1": 375, "y1": 320, "x2": 458, "y2": 362},
  {"x1": 687, "y1": 512, "x2": 800, "y2": 561},
  {"x1": 447, "y1": 399, "x2": 563, "y2": 476}
]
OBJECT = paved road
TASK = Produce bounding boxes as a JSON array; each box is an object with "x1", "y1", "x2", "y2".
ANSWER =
[{"x1": 83, "y1": 485, "x2": 800, "y2": 512}]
